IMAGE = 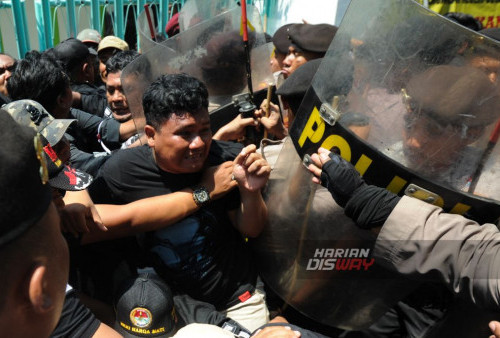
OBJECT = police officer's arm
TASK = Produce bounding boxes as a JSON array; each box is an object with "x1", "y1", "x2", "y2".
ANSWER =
[
  {"x1": 308, "y1": 146, "x2": 500, "y2": 310},
  {"x1": 227, "y1": 144, "x2": 270, "y2": 238},
  {"x1": 81, "y1": 164, "x2": 238, "y2": 244},
  {"x1": 308, "y1": 147, "x2": 399, "y2": 229}
]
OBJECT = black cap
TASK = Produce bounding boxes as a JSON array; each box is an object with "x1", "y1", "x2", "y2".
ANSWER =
[
  {"x1": 276, "y1": 58, "x2": 322, "y2": 97},
  {"x1": 288, "y1": 24, "x2": 337, "y2": 53},
  {"x1": 42, "y1": 139, "x2": 93, "y2": 191},
  {"x1": 0, "y1": 109, "x2": 51, "y2": 247},
  {"x1": 272, "y1": 23, "x2": 296, "y2": 55},
  {"x1": 115, "y1": 273, "x2": 176, "y2": 337},
  {"x1": 53, "y1": 38, "x2": 90, "y2": 72}
]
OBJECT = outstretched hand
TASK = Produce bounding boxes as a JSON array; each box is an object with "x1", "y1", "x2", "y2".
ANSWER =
[
  {"x1": 307, "y1": 147, "x2": 365, "y2": 207},
  {"x1": 233, "y1": 144, "x2": 271, "y2": 192}
]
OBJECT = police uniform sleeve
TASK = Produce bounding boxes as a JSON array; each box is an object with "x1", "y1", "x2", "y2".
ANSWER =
[{"x1": 374, "y1": 195, "x2": 500, "y2": 309}]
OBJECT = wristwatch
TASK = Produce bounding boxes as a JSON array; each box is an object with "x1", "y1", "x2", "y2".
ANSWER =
[{"x1": 192, "y1": 186, "x2": 211, "y2": 206}]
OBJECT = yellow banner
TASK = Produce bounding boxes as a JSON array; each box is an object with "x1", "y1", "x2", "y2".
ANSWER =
[{"x1": 426, "y1": 0, "x2": 500, "y2": 28}]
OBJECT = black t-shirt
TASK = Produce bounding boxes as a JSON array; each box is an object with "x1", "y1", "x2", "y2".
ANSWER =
[
  {"x1": 72, "y1": 82, "x2": 108, "y2": 118},
  {"x1": 51, "y1": 287, "x2": 101, "y2": 338},
  {"x1": 90, "y1": 141, "x2": 258, "y2": 310}
]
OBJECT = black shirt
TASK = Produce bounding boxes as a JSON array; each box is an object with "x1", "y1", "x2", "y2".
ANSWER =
[
  {"x1": 51, "y1": 287, "x2": 101, "y2": 338},
  {"x1": 90, "y1": 141, "x2": 258, "y2": 310},
  {"x1": 72, "y1": 82, "x2": 108, "y2": 118}
]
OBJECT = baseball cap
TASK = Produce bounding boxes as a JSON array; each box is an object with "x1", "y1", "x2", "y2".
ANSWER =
[
  {"x1": 53, "y1": 38, "x2": 91, "y2": 72},
  {"x1": 3, "y1": 99, "x2": 76, "y2": 146},
  {"x1": 42, "y1": 139, "x2": 93, "y2": 191},
  {"x1": 77, "y1": 28, "x2": 102, "y2": 45},
  {"x1": 115, "y1": 273, "x2": 176, "y2": 337},
  {"x1": 288, "y1": 23, "x2": 337, "y2": 54},
  {"x1": 98, "y1": 36, "x2": 129, "y2": 53},
  {"x1": 0, "y1": 110, "x2": 51, "y2": 247}
]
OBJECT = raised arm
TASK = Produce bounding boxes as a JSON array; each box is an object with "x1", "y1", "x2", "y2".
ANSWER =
[{"x1": 228, "y1": 144, "x2": 271, "y2": 238}]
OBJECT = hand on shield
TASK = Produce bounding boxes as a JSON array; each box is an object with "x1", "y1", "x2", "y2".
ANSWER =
[
  {"x1": 308, "y1": 147, "x2": 400, "y2": 229},
  {"x1": 308, "y1": 147, "x2": 366, "y2": 208}
]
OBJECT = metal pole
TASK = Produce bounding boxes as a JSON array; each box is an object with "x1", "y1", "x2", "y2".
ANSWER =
[
  {"x1": 37, "y1": 0, "x2": 54, "y2": 49},
  {"x1": 66, "y1": 0, "x2": 77, "y2": 37},
  {"x1": 91, "y1": 0, "x2": 101, "y2": 32},
  {"x1": 35, "y1": 1, "x2": 46, "y2": 50},
  {"x1": 20, "y1": 1, "x2": 30, "y2": 50},
  {"x1": 159, "y1": 0, "x2": 167, "y2": 37},
  {"x1": 136, "y1": 0, "x2": 146, "y2": 46},
  {"x1": 114, "y1": 0, "x2": 124, "y2": 38},
  {"x1": 11, "y1": 0, "x2": 28, "y2": 57}
]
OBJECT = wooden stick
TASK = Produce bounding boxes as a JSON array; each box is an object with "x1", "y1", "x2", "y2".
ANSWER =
[{"x1": 263, "y1": 84, "x2": 272, "y2": 139}]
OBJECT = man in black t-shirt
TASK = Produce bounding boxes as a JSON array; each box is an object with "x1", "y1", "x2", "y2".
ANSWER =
[{"x1": 90, "y1": 73, "x2": 271, "y2": 332}]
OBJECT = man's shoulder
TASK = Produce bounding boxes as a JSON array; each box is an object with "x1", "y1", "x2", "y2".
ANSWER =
[
  {"x1": 90, "y1": 145, "x2": 157, "y2": 203},
  {"x1": 102, "y1": 145, "x2": 152, "y2": 172}
]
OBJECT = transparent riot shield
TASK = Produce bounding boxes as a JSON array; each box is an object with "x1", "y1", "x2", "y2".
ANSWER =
[
  {"x1": 136, "y1": 7, "x2": 162, "y2": 54},
  {"x1": 290, "y1": 0, "x2": 500, "y2": 221},
  {"x1": 123, "y1": 4, "x2": 273, "y2": 139},
  {"x1": 253, "y1": 138, "x2": 418, "y2": 329},
  {"x1": 257, "y1": 0, "x2": 500, "y2": 331},
  {"x1": 177, "y1": 0, "x2": 238, "y2": 32}
]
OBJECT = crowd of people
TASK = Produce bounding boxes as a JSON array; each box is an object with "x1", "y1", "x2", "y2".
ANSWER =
[{"x1": 4, "y1": 5, "x2": 500, "y2": 338}]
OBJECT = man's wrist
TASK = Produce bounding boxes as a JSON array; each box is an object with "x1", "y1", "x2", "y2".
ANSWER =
[{"x1": 192, "y1": 186, "x2": 211, "y2": 206}]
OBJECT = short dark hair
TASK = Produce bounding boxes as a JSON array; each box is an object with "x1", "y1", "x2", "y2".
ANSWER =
[
  {"x1": 7, "y1": 51, "x2": 69, "y2": 113},
  {"x1": 143, "y1": 74, "x2": 208, "y2": 129},
  {"x1": 106, "y1": 50, "x2": 140, "y2": 74}
]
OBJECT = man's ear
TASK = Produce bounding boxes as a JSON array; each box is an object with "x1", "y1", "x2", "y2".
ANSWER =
[
  {"x1": 144, "y1": 125, "x2": 156, "y2": 147},
  {"x1": 82, "y1": 62, "x2": 92, "y2": 80},
  {"x1": 56, "y1": 93, "x2": 65, "y2": 108},
  {"x1": 28, "y1": 265, "x2": 54, "y2": 314}
]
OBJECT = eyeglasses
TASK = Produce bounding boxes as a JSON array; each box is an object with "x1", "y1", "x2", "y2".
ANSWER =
[{"x1": 0, "y1": 62, "x2": 16, "y2": 76}]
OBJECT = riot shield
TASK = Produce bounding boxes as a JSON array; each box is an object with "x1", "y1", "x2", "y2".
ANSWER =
[
  {"x1": 253, "y1": 138, "x2": 418, "y2": 329},
  {"x1": 290, "y1": 0, "x2": 500, "y2": 222},
  {"x1": 136, "y1": 6, "x2": 162, "y2": 53},
  {"x1": 255, "y1": 0, "x2": 500, "y2": 330},
  {"x1": 123, "y1": 4, "x2": 273, "y2": 139},
  {"x1": 177, "y1": 0, "x2": 238, "y2": 32}
]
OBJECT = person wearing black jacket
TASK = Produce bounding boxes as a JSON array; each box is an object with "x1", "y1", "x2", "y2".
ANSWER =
[{"x1": 52, "y1": 38, "x2": 109, "y2": 118}]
